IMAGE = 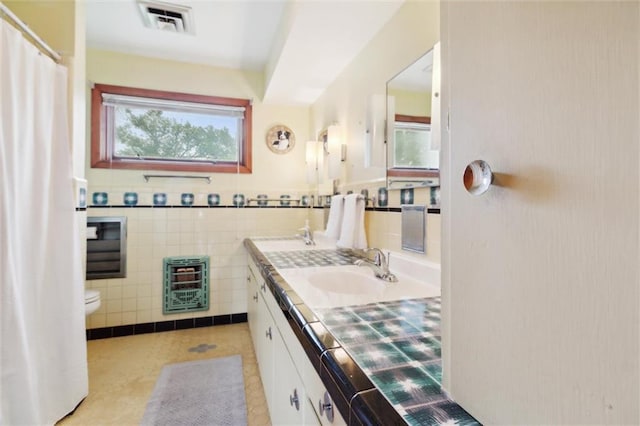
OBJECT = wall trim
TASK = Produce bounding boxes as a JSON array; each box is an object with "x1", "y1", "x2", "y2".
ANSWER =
[{"x1": 85, "y1": 313, "x2": 248, "y2": 340}]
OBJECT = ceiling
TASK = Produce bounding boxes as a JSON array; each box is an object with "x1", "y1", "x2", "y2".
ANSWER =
[
  {"x1": 388, "y1": 48, "x2": 433, "y2": 93},
  {"x1": 86, "y1": 0, "x2": 405, "y2": 105}
]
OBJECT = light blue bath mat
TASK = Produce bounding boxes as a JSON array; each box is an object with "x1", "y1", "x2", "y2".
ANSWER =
[{"x1": 140, "y1": 355, "x2": 247, "y2": 426}]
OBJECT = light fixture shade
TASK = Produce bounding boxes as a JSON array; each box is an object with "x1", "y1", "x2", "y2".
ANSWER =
[
  {"x1": 430, "y1": 41, "x2": 441, "y2": 150},
  {"x1": 365, "y1": 94, "x2": 386, "y2": 168},
  {"x1": 386, "y1": 96, "x2": 396, "y2": 168},
  {"x1": 305, "y1": 141, "x2": 324, "y2": 184},
  {"x1": 327, "y1": 124, "x2": 341, "y2": 179}
]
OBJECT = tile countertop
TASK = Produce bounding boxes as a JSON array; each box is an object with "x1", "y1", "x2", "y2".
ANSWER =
[{"x1": 244, "y1": 238, "x2": 480, "y2": 426}]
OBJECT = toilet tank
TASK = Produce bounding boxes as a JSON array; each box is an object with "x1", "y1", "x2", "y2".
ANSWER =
[{"x1": 86, "y1": 216, "x2": 127, "y2": 279}]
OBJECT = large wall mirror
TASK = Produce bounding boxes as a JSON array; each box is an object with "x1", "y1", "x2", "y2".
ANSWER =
[{"x1": 386, "y1": 43, "x2": 440, "y2": 190}]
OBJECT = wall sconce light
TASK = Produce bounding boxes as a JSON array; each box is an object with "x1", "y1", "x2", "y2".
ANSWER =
[
  {"x1": 305, "y1": 140, "x2": 324, "y2": 184},
  {"x1": 327, "y1": 124, "x2": 344, "y2": 179},
  {"x1": 364, "y1": 94, "x2": 386, "y2": 168}
]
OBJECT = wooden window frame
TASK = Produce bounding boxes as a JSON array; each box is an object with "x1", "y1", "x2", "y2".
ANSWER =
[{"x1": 91, "y1": 84, "x2": 252, "y2": 173}]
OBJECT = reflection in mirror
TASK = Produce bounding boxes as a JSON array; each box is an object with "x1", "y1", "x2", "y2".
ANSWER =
[
  {"x1": 386, "y1": 43, "x2": 440, "y2": 190},
  {"x1": 393, "y1": 115, "x2": 436, "y2": 169}
]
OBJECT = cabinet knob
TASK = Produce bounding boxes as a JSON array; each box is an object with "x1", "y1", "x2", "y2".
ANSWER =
[
  {"x1": 318, "y1": 391, "x2": 334, "y2": 422},
  {"x1": 289, "y1": 388, "x2": 299, "y2": 411},
  {"x1": 265, "y1": 327, "x2": 272, "y2": 340},
  {"x1": 253, "y1": 293, "x2": 258, "y2": 302},
  {"x1": 260, "y1": 282, "x2": 266, "y2": 292}
]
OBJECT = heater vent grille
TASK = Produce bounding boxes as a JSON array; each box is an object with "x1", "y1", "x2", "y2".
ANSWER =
[{"x1": 163, "y1": 256, "x2": 209, "y2": 314}]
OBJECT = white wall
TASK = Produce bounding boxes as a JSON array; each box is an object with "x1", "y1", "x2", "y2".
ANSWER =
[
  {"x1": 441, "y1": 2, "x2": 639, "y2": 424},
  {"x1": 86, "y1": 207, "x2": 308, "y2": 328},
  {"x1": 86, "y1": 49, "x2": 312, "y2": 196},
  {"x1": 311, "y1": 0, "x2": 439, "y2": 189},
  {"x1": 4, "y1": 1, "x2": 85, "y2": 177},
  {"x1": 309, "y1": 0, "x2": 441, "y2": 264}
]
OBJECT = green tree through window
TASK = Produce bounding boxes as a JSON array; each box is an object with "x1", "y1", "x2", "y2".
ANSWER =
[{"x1": 115, "y1": 109, "x2": 237, "y2": 161}]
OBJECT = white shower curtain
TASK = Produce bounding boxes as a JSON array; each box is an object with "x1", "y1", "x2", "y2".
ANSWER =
[{"x1": 0, "y1": 18, "x2": 88, "y2": 425}]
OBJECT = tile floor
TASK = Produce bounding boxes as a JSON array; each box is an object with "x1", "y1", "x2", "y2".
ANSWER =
[{"x1": 57, "y1": 323, "x2": 270, "y2": 426}]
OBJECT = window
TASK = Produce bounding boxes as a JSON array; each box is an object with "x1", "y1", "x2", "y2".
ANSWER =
[
  {"x1": 388, "y1": 114, "x2": 438, "y2": 178},
  {"x1": 393, "y1": 121, "x2": 435, "y2": 168},
  {"x1": 91, "y1": 84, "x2": 252, "y2": 173}
]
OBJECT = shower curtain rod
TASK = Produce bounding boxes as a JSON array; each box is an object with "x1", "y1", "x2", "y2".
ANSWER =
[{"x1": 0, "y1": 2, "x2": 61, "y2": 63}]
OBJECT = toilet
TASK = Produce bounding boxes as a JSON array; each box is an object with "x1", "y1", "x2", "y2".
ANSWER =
[{"x1": 85, "y1": 290, "x2": 101, "y2": 315}]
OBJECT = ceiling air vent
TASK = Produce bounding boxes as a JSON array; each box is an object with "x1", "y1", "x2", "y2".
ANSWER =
[{"x1": 137, "y1": 0, "x2": 195, "y2": 35}]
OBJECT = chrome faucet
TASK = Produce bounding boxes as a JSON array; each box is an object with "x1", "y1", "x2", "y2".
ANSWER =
[
  {"x1": 354, "y1": 248, "x2": 398, "y2": 282},
  {"x1": 297, "y1": 224, "x2": 315, "y2": 245}
]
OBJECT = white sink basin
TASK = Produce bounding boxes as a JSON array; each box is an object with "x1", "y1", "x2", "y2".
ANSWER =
[
  {"x1": 307, "y1": 270, "x2": 384, "y2": 294},
  {"x1": 279, "y1": 265, "x2": 439, "y2": 309}
]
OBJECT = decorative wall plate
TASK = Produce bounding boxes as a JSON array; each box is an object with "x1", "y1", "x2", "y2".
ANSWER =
[{"x1": 266, "y1": 124, "x2": 295, "y2": 154}]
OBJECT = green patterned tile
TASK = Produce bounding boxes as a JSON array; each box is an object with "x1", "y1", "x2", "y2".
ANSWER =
[
  {"x1": 392, "y1": 336, "x2": 441, "y2": 363},
  {"x1": 369, "y1": 365, "x2": 445, "y2": 408},
  {"x1": 265, "y1": 249, "x2": 360, "y2": 268},
  {"x1": 328, "y1": 323, "x2": 381, "y2": 345},
  {"x1": 368, "y1": 318, "x2": 422, "y2": 338},
  {"x1": 403, "y1": 318, "x2": 441, "y2": 337},
  {"x1": 313, "y1": 297, "x2": 480, "y2": 424},
  {"x1": 348, "y1": 342, "x2": 411, "y2": 373},
  {"x1": 403, "y1": 399, "x2": 481, "y2": 426},
  {"x1": 421, "y1": 360, "x2": 442, "y2": 385},
  {"x1": 351, "y1": 304, "x2": 398, "y2": 322},
  {"x1": 316, "y1": 307, "x2": 363, "y2": 327}
]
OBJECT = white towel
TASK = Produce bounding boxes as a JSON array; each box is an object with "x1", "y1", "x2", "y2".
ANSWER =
[
  {"x1": 323, "y1": 194, "x2": 345, "y2": 240},
  {"x1": 336, "y1": 193, "x2": 367, "y2": 249}
]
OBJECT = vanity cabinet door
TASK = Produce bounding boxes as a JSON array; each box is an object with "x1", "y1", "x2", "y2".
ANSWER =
[
  {"x1": 270, "y1": 328, "x2": 309, "y2": 426},
  {"x1": 304, "y1": 368, "x2": 347, "y2": 426},
  {"x1": 246, "y1": 254, "x2": 343, "y2": 425},
  {"x1": 246, "y1": 266, "x2": 261, "y2": 353},
  {"x1": 255, "y1": 288, "x2": 276, "y2": 417}
]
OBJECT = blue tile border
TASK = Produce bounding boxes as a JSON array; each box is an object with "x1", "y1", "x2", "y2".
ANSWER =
[
  {"x1": 400, "y1": 188, "x2": 414, "y2": 205},
  {"x1": 181, "y1": 193, "x2": 195, "y2": 206},
  {"x1": 207, "y1": 193, "x2": 220, "y2": 206},
  {"x1": 123, "y1": 192, "x2": 138, "y2": 206},
  {"x1": 92, "y1": 192, "x2": 108, "y2": 205},
  {"x1": 232, "y1": 193, "x2": 245, "y2": 207},
  {"x1": 256, "y1": 194, "x2": 268, "y2": 206},
  {"x1": 153, "y1": 193, "x2": 167, "y2": 206},
  {"x1": 377, "y1": 187, "x2": 388, "y2": 207},
  {"x1": 78, "y1": 188, "x2": 87, "y2": 208},
  {"x1": 84, "y1": 188, "x2": 441, "y2": 212},
  {"x1": 87, "y1": 205, "x2": 319, "y2": 209},
  {"x1": 85, "y1": 204, "x2": 440, "y2": 214},
  {"x1": 280, "y1": 194, "x2": 291, "y2": 206}
]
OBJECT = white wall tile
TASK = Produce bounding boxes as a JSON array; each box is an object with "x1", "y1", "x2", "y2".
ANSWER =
[
  {"x1": 106, "y1": 286, "x2": 122, "y2": 300},
  {"x1": 121, "y1": 312, "x2": 137, "y2": 325},
  {"x1": 136, "y1": 310, "x2": 152, "y2": 324},
  {"x1": 84, "y1": 207, "x2": 309, "y2": 328},
  {"x1": 122, "y1": 298, "x2": 137, "y2": 312},
  {"x1": 105, "y1": 313, "x2": 122, "y2": 327},
  {"x1": 104, "y1": 204, "x2": 439, "y2": 332}
]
